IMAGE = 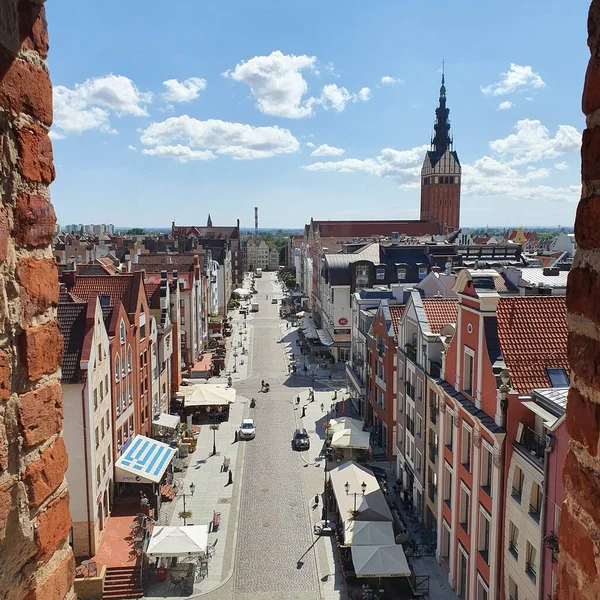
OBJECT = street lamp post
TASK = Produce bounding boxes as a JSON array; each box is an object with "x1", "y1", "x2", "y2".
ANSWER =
[
  {"x1": 344, "y1": 480, "x2": 367, "y2": 516},
  {"x1": 210, "y1": 423, "x2": 220, "y2": 455},
  {"x1": 178, "y1": 482, "x2": 196, "y2": 526}
]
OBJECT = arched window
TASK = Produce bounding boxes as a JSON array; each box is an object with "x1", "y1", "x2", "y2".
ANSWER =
[
  {"x1": 115, "y1": 354, "x2": 120, "y2": 380},
  {"x1": 120, "y1": 320, "x2": 126, "y2": 344},
  {"x1": 127, "y1": 346, "x2": 132, "y2": 372}
]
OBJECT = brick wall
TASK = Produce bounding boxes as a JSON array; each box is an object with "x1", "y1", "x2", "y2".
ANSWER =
[
  {"x1": 0, "y1": 1, "x2": 75, "y2": 599},
  {"x1": 558, "y1": 1, "x2": 600, "y2": 597}
]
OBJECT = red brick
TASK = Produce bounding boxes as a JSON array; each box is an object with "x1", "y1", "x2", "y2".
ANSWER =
[
  {"x1": 16, "y1": 257, "x2": 59, "y2": 323},
  {"x1": 0, "y1": 479, "x2": 14, "y2": 542},
  {"x1": 0, "y1": 419, "x2": 7, "y2": 472},
  {"x1": 567, "y1": 387, "x2": 600, "y2": 456},
  {"x1": 559, "y1": 503, "x2": 598, "y2": 580},
  {"x1": 563, "y1": 449, "x2": 600, "y2": 530},
  {"x1": 18, "y1": 381, "x2": 63, "y2": 448},
  {"x1": 19, "y1": 321, "x2": 62, "y2": 382},
  {"x1": 589, "y1": 1, "x2": 600, "y2": 55},
  {"x1": 35, "y1": 492, "x2": 71, "y2": 562},
  {"x1": 0, "y1": 206, "x2": 8, "y2": 263},
  {"x1": 568, "y1": 332, "x2": 600, "y2": 390},
  {"x1": 18, "y1": 1, "x2": 49, "y2": 60},
  {"x1": 575, "y1": 196, "x2": 600, "y2": 248},
  {"x1": 567, "y1": 267, "x2": 600, "y2": 322},
  {"x1": 556, "y1": 559, "x2": 583, "y2": 600},
  {"x1": 0, "y1": 58, "x2": 52, "y2": 126},
  {"x1": 13, "y1": 193, "x2": 56, "y2": 248},
  {"x1": 0, "y1": 351, "x2": 10, "y2": 401},
  {"x1": 23, "y1": 550, "x2": 74, "y2": 600},
  {"x1": 22, "y1": 437, "x2": 68, "y2": 509},
  {"x1": 584, "y1": 56, "x2": 600, "y2": 115},
  {"x1": 16, "y1": 124, "x2": 55, "y2": 184}
]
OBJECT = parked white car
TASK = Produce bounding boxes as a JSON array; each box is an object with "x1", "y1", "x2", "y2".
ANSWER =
[{"x1": 239, "y1": 419, "x2": 256, "y2": 440}]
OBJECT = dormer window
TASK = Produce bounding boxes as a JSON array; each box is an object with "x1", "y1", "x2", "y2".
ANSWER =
[
  {"x1": 418, "y1": 267, "x2": 428, "y2": 280},
  {"x1": 397, "y1": 267, "x2": 406, "y2": 281},
  {"x1": 547, "y1": 368, "x2": 569, "y2": 388},
  {"x1": 100, "y1": 295, "x2": 110, "y2": 307},
  {"x1": 375, "y1": 267, "x2": 385, "y2": 280}
]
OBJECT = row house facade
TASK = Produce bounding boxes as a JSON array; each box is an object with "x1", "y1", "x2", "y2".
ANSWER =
[
  {"x1": 59, "y1": 295, "x2": 114, "y2": 558},
  {"x1": 396, "y1": 292, "x2": 458, "y2": 537},
  {"x1": 434, "y1": 270, "x2": 568, "y2": 600}
]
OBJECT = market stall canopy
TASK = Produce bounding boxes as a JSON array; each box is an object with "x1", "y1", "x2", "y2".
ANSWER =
[
  {"x1": 330, "y1": 417, "x2": 365, "y2": 434},
  {"x1": 176, "y1": 384, "x2": 236, "y2": 407},
  {"x1": 329, "y1": 461, "x2": 392, "y2": 524},
  {"x1": 146, "y1": 525, "x2": 209, "y2": 558},
  {"x1": 317, "y1": 328, "x2": 335, "y2": 346},
  {"x1": 344, "y1": 521, "x2": 395, "y2": 547},
  {"x1": 115, "y1": 435, "x2": 176, "y2": 484},
  {"x1": 351, "y1": 545, "x2": 411, "y2": 578},
  {"x1": 331, "y1": 427, "x2": 371, "y2": 450},
  {"x1": 233, "y1": 288, "x2": 252, "y2": 297},
  {"x1": 152, "y1": 413, "x2": 180, "y2": 430}
]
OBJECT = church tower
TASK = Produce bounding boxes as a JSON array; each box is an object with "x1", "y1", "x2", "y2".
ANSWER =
[{"x1": 420, "y1": 72, "x2": 461, "y2": 233}]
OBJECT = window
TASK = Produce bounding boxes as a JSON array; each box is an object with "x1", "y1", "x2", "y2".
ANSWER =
[
  {"x1": 461, "y1": 425, "x2": 471, "y2": 471},
  {"x1": 129, "y1": 416, "x2": 134, "y2": 433},
  {"x1": 481, "y1": 446, "x2": 492, "y2": 496},
  {"x1": 526, "y1": 542, "x2": 537, "y2": 582},
  {"x1": 547, "y1": 367, "x2": 569, "y2": 387},
  {"x1": 508, "y1": 576, "x2": 519, "y2": 600},
  {"x1": 330, "y1": 288, "x2": 335, "y2": 304},
  {"x1": 443, "y1": 462, "x2": 452, "y2": 506},
  {"x1": 416, "y1": 449, "x2": 422, "y2": 474},
  {"x1": 416, "y1": 414, "x2": 422, "y2": 438},
  {"x1": 478, "y1": 507, "x2": 491, "y2": 563},
  {"x1": 355, "y1": 264, "x2": 369, "y2": 289},
  {"x1": 529, "y1": 481, "x2": 542, "y2": 522},
  {"x1": 459, "y1": 485, "x2": 470, "y2": 532},
  {"x1": 121, "y1": 355, "x2": 126, "y2": 376},
  {"x1": 463, "y1": 348, "x2": 474, "y2": 395},
  {"x1": 441, "y1": 520, "x2": 451, "y2": 560},
  {"x1": 512, "y1": 466, "x2": 524, "y2": 502},
  {"x1": 429, "y1": 431, "x2": 438, "y2": 465},
  {"x1": 95, "y1": 427, "x2": 99, "y2": 448},
  {"x1": 418, "y1": 267, "x2": 428, "y2": 280},
  {"x1": 96, "y1": 466, "x2": 101, "y2": 486},
  {"x1": 101, "y1": 417, "x2": 105, "y2": 438},
  {"x1": 102, "y1": 454, "x2": 106, "y2": 476},
  {"x1": 140, "y1": 322, "x2": 146, "y2": 339},
  {"x1": 509, "y1": 521, "x2": 519, "y2": 559},
  {"x1": 180, "y1": 314, "x2": 185, "y2": 325},
  {"x1": 117, "y1": 429, "x2": 122, "y2": 449},
  {"x1": 93, "y1": 389, "x2": 98, "y2": 410},
  {"x1": 476, "y1": 577, "x2": 488, "y2": 600},
  {"x1": 397, "y1": 267, "x2": 406, "y2": 280},
  {"x1": 115, "y1": 355, "x2": 120, "y2": 380},
  {"x1": 428, "y1": 466, "x2": 437, "y2": 501},
  {"x1": 429, "y1": 390, "x2": 439, "y2": 424},
  {"x1": 97, "y1": 343, "x2": 102, "y2": 360},
  {"x1": 127, "y1": 347, "x2": 132, "y2": 372},
  {"x1": 449, "y1": 176, "x2": 455, "y2": 184},
  {"x1": 445, "y1": 414, "x2": 453, "y2": 448},
  {"x1": 104, "y1": 375, "x2": 109, "y2": 394},
  {"x1": 120, "y1": 321, "x2": 126, "y2": 344},
  {"x1": 375, "y1": 267, "x2": 385, "y2": 280}
]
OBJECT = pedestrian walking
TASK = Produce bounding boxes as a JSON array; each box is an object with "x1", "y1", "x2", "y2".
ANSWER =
[
  {"x1": 301, "y1": 406, "x2": 306, "y2": 418},
  {"x1": 296, "y1": 395, "x2": 300, "y2": 405},
  {"x1": 320, "y1": 403, "x2": 324, "y2": 412},
  {"x1": 234, "y1": 430, "x2": 238, "y2": 443},
  {"x1": 227, "y1": 471, "x2": 233, "y2": 486}
]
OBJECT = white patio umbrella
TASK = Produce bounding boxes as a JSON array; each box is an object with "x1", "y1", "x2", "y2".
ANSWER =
[
  {"x1": 351, "y1": 545, "x2": 411, "y2": 578},
  {"x1": 146, "y1": 525, "x2": 209, "y2": 558},
  {"x1": 233, "y1": 288, "x2": 251, "y2": 297}
]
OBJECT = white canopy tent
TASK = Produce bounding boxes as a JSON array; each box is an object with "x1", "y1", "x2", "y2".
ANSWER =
[
  {"x1": 233, "y1": 288, "x2": 251, "y2": 297},
  {"x1": 152, "y1": 413, "x2": 180, "y2": 430},
  {"x1": 351, "y1": 545, "x2": 411, "y2": 578},
  {"x1": 329, "y1": 417, "x2": 365, "y2": 434},
  {"x1": 331, "y1": 427, "x2": 371, "y2": 450},
  {"x1": 343, "y1": 521, "x2": 395, "y2": 547},
  {"x1": 329, "y1": 461, "x2": 393, "y2": 525},
  {"x1": 175, "y1": 384, "x2": 236, "y2": 407},
  {"x1": 146, "y1": 525, "x2": 209, "y2": 558}
]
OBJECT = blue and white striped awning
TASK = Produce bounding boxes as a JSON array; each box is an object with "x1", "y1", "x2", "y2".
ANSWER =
[{"x1": 115, "y1": 435, "x2": 176, "y2": 485}]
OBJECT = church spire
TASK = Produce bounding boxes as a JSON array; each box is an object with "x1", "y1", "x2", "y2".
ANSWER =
[
  {"x1": 430, "y1": 68, "x2": 453, "y2": 164},
  {"x1": 207, "y1": 213, "x2": 213, "y2": 227}
]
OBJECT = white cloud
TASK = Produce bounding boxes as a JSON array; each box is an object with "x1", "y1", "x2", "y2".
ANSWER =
[
  {"x1": 498, "y1": 101, "x2": 514, "y2": 111},
  {"x1": 128, "y1": 144, "x2": 137, "y2": 151},
  {"x1": 555, "y1": 161, "x2": 569, "y2": 170},
  {"x1": 319, "y1": 84, "x2": 353, "y2": 112},
  {"x1": 53, "y1": 74, "x2": 152, "y2": 135},
  {"x1": 311, "y1": 144, "x2": 345, "y2": 157},
  {"x1": 162, "y1": 77, "x2": 207, "y2": 103},
  {"x1": 305, "y1": 141, "x2": 315, "y2": 148},
  {"x1": 140, "y1": 115, "x2": 299, "y2": 161},
  {"x1": 223, "y1": 50, "x2": 317, "y2": 118},
  {"x1": 141, "y1": 145, "x2": 216, "y2": 163},
  {"x1": 381, "y1": 76, "x2": 403, "y2": 85},
  {"x1": 357, "y1": 87, "x2": 371, "y2": 102},
  {"x1": 481, "y1": 63, "x2": 545, "y2": 96},
  {"x1": 49, "y1": 130, "x2": 65, "y2": 140},
  {"x1": 489, "y1": 119, "x2": 581, "y2": 165}
]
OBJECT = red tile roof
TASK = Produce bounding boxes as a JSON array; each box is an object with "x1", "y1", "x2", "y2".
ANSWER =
[
  {"x1": 422, "y1": 299, "x2": 458, "y2": 334},
  {"x1": 389, "y1": 305, "x2": 405, "y2": 337},
  {"x1": 496, "y1": 296, "x2": 568, "y2": 395},
  {"x1": 71, "y1": 274, "x2": 140, "y2": 314}
]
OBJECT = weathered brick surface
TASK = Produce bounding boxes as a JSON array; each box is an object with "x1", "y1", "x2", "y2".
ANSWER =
[
  {"x1": 563, "y1": 449, "x2": 600, "y2": 530},
  {"x1": 0, "y1": 418, "x2": 7, "y2": 472},
  {"x1": 23, "y1": 550, "x2": 75, "y2": 600},
  {"x1": 16, "y1": 123, "x2": 55, "y2": 184},
  {"x1": 13, "y1": 193, "x2": 56, "y2": 248},
  {"x1": 0, "y1": 206, "x2": 9, "y2": 263},
  {"x1": 35, "y1": 492, "x2": 71, "y2": 561},
  {"x1": 567, "y1": 386, "x2": 600, "y2": 456},
  {"x1": 16, "y1": 256, "x2": 59, "y2": 323},
  {"x1": 18, "y1": 1, "x2": 49, "y2": 59},
  {"x1": 575, "y1": 196, "x2": 600, "y2": 248},
  {"x1": 18, "y1": 381, "x2": 63, "y2": 448},
  {"x1": 0, "y1": 351, "x2": 10, "y2": 401},
  {"x1": 0, "y1": 479, "x2": 13, "y2": 542},
  {"x1": 0, "y1": 56, "x2": 52, "y2": 126},
  {"x1": 19, "y1": 321, "x2": 62, "y2": 382},
  {"x1": 559, "y1": 502, "x2": 598, "y2": 580},
  {"x1": 23, "y1": 437, "x2": 68, "y2": 508},
  {"x1": 568, "y1": 332, "x2": 600, "y2": 390}
]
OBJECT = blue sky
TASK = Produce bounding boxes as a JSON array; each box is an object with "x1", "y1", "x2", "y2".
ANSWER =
[{"x1": 47, "y1": 0, "x2": 589, "y2": 229}]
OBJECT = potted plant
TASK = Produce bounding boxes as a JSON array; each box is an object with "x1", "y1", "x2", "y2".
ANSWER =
[
  {"x1": 348, "y1": 509, "x2": 360, "y2": 520},
  {"x1": 178, "y1": 510, "x2": 192, "y2": 521}
]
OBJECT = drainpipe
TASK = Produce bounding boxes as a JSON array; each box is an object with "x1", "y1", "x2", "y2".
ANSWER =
[
  {"x1": 495, "y1": 382, "x2": 509, "y2": 600},
  {"x1": 538, "y1": 437, "x2": 552, "y2": 600},
  {"x1": 81, "y1": 380, "x2": 94, "y2": 558}
]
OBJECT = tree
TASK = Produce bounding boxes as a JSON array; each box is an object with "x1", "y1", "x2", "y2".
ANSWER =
[{"x1": 127, "y1": 228, "x2": 145, "y2": 235}]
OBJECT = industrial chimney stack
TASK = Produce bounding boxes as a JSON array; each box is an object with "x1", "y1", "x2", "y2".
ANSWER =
[{"x1": 254, "y1": 206, "x2": 258, "y2": 236}]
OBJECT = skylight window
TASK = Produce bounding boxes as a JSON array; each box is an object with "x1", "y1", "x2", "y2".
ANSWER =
[{"x1": 546, "y1": 368, "x2": 569, "y2": 388}]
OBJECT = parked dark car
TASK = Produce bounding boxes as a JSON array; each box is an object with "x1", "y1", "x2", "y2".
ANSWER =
[{"x1": 292, "y1": 428, "x2": 310, "y2": 450}]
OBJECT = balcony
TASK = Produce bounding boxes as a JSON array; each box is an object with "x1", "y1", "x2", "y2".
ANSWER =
[
  {"x1": 428, "y1": 360, "x2": 442, "y2": 378},
  {"x1": 405, "y1": 343, "x2": 417, "y2": 363},
  {"x1": 345, "y1": 363, "x2": 366, "y2": 396},
  {"x1": 514, "y1": 426, "x2": 546, "y2": 466},
  {"x1": 429, "y1": 403, "x2": 438, "y2": 425},
  {"x1": 429, "y1": 443, "x2": 438, "y2": 464},
  {"x1": 406, "y1": 418, "x2": 415, "y2": 436},
  {"x1": 405, "y1": 381, "x2": 415, "y2": 400},
  {"x1": 375, "y1": 374, "x2": 386, "y2": 391}
]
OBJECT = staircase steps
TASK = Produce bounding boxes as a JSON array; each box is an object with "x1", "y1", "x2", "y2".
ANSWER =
[{"x1": 102, "y1": 566, "x2": 143, "y2": 600}]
